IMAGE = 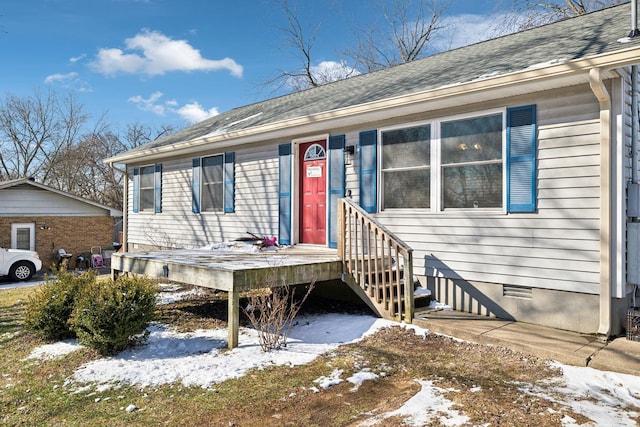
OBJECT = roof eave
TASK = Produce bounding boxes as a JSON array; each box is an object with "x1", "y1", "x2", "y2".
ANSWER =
[{"x1": 104, "y1": 44, "x2": 640, "y2": 165}]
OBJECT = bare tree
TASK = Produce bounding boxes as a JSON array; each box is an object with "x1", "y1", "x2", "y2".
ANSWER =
[
  {"x1": 47, "y1": 121, "x2": 177, "y2": 210},
  {"x1": 263, "y1": 0, "x2": 358, "y2": 92},
  {"x1": 0, "y1": 89, "x2": 88, "y2": 182},
  {"x1": 493, "y1": 0, "x2": 624, "y2": 33},
  {"x1": 346, "y1": 0, "x2": 447, "y2": 73},
  {"x1": 266, "y1": 0, "x2": 448, "y2": 92}
]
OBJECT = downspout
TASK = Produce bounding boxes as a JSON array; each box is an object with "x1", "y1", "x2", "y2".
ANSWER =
[
  {"x1": 109, "y1": 163, "x2": 129, "y2": 253},
  {"x1": 590, "y1": 67, "x2": 613, "y2": 337}
]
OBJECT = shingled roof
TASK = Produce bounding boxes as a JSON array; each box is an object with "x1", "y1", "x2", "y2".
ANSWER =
[{"x1": 107, "y1": 3, "x2": 640, "y2": 163}]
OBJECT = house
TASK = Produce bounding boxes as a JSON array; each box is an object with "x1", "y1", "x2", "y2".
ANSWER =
[
  {"x1": 105, "y1": 4, "x2": 640, "y2": 338},
  {"x1": 0, "y1": 178, "x2": 122, "y2": 270}
]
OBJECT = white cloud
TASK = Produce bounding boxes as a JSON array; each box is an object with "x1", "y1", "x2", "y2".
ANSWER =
[
  {"x1": 176, "y1": 102, "x2": 219, "y2": 123},
  {"x1": 90, "y1": 29, "x2": 243, "y2": 77},
  {"x1": 129, "y1": 91, "x2": 219, "y2": 123},
  {"x1": 69, "y1": 54, "x2": 86, "y2": 63},
  {"x1": 44, "y1": 72, "x2": 79, "y2": 84},
  {"x1": 43, "y1": 72, "x2": 91, "y2": 92}
]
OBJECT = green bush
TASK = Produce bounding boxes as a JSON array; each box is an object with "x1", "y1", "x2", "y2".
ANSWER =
[
  {"x1": 70, "y1": 276, "x2": 157, "y2": 355},
  {"x1": 24, "y1": 268, "x2": 96, "y2": 340}
]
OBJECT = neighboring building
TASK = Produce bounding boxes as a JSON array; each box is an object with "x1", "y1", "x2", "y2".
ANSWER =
[
  {"x1": 105, "y1": 4, "x2": 640, "y2": 337},
  {"x1": 0, "y1": 178, "x2": 122, "y2": 270}
]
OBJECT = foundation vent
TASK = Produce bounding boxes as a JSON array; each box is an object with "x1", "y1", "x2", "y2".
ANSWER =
[{"x1": 503, "y1": 285, "x2": 533, "y2": 299}]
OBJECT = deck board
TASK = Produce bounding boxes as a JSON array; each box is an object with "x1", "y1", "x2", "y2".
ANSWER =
[
  {"x1": 111, "y1": 245, "x2": 342, "y2": 290},
  {"x1": 110, "y1": 245, "x2": 343, "y2": 349}
]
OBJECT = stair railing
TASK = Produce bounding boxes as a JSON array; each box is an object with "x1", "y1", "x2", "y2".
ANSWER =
[{"x1": 337, "y1": 198, "x2": 414, "y2": 322}]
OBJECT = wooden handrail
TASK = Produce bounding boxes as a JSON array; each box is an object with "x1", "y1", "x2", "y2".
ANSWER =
[{"x1": 337, "y1": 198, "x2": 414, "y2": 322}]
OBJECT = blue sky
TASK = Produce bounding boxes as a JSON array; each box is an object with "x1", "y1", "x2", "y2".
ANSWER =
[{"x1": 0, "y1": 0, "x2": 499, "y2": 132}]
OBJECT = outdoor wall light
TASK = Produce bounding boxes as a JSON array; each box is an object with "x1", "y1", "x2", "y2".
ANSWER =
[
  {"x1": 344, "y1": 145, "x2": 355, "y2": 165},
  {"x1": 39, "y1": 225, "x2": 49, "y2": 230}
]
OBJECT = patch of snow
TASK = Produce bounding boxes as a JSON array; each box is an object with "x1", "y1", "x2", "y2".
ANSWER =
[
  {"x1": 157, "y1": 287, "x2": 206, "y2": 305},
  {"x1": 414, "y1": 287, "x2": 431, "y2": 297},
  {"x1": 427, "y1": 300, "x2": 452, "y2": 311},
  {"x1": 347, "y1": 369, "x2": 379, "y2": 392},
  {"x1": 359, "y1": 379, "x2": 470, "y2": 426},
  {"x1": 25, "y1": 340, "x2": 82, "y2": 360},
  {"x1": 314, "y1": 368, "x2": 344, "y2": 390},
  {"x1": 525, "y1": 58, "x2": 567, "y2": 70}
]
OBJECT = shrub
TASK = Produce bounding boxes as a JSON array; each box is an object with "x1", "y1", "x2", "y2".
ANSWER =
[
  {"x1": 70, "y1": 276, "x2": 157, "y2": 355},
  {"x1": 244, "y1": 280, "x2": 315, "y2": 352},
  {"x1": 24, "y1": 268, "x2": 96, "y2": 340}
]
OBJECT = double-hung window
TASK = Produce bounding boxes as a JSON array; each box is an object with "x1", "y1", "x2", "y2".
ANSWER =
[
  {"x1": 381, "y1": 124, "x2": 431, "y2": 209},
  {"x1": 202, "y1": 155, "x2": 224, "y2": 212},
  {"x1": 133, "y1": 163, "x2": 162, "y2": 213},
  {"x1": 139, "y1": 165, "x2": 156, "y2": 212},
  {"x1": 192, "y1": 152, "x2": 235, "y2": 214},
  {"x1": 440, "y1": 113, "x2": 503, "y2": 209}
]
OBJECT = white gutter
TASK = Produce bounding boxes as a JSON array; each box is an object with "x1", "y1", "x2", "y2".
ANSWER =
[
  {"x1": 589, "y1": 67, "x2": 613, "y2": 337},
  {"x1": 109, "y1": 163, "x2": 129, "y2": 253}
]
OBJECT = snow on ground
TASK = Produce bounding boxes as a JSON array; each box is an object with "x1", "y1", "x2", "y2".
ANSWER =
[{"x1": 19, "y1": 280, "x2": 640, "y2": 426}]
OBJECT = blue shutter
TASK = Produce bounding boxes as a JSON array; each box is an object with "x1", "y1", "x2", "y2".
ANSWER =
[
  {"x1": 328, "y1": 135, "x2": 345, "y2": 248},
  {"x1": 507, "y1": 105, "x2": 537, "y2": 213},
  {"x1": 154, "y1": 163, "x2": 162, "y2": 213},
  {"x1": 132, "y1": 166, "x2": 140, "y2": 213},
  {"x1": 192, "y1": 158, "x2": 201, "y2": 214},
  {"x1": 278, "y1": 143, "x2": 292, "y2": 245},
  {"x1": 359, "y1": 130, "x2": 377, "y2": 213},
  {"x1": 224, "y1": 152, "x2": 235, "y2": 213}
]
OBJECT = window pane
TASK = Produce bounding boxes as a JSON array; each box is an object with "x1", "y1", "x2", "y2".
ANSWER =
[
  {"x1": 202, "y1": 183, "x2": 223, "y2": 211},
  {"x1": 202, "y1": 156, "x2": 223, "y2": 182},
  {"x1": 140, "y1": 166, "x2": 155, "y2": 187},
  {"x1": 382, "y1": 125, "x2": 430, "y2": 169},
  {"x1": 441, "y1": 115, "x2": 502, "y2": 165},
  {"x1": 442, "y1": 163, "x2": 503, "y2": 208},
  {"x1": 383, "y1": 169, "x2": 430, "y2": 209},
  {"x1": 140, "y1": 188, "x2": 155, "y2": 211},
  {"x1": 16, "y1": 228, "x2": 30, "y2": 250}
]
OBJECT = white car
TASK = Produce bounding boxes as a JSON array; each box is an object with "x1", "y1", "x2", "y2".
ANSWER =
[{"x1": 0, "y1": 247, "x2": 42, "y2": 281}]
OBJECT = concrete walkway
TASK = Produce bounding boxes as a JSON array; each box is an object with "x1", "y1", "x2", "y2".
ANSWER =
[{"x1": 413, "y1": 309, "x2": 640, "y2": 376}]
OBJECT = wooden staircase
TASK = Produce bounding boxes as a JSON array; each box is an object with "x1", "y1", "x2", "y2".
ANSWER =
[{"x1": 337, "y1": 199, "x2": 416, "y2": 322}]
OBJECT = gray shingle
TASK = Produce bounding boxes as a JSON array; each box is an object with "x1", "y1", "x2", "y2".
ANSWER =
[{"x1": 122, "y1": 4, "x2": 639, "y2": 156}]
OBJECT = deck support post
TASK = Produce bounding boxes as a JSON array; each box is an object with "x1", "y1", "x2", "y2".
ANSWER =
[{"x1": 228, "y1": 289, "x2": 240, "y2": 349}]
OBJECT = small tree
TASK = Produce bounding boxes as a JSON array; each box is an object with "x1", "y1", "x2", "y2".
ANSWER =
[{"x1": 244, "y1": 275, "x2": 315, "y2": 352}]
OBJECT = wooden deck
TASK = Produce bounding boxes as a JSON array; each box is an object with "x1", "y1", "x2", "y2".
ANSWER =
[{"x1": 110, "y1": 245, "x2": 342, "y2": 348}]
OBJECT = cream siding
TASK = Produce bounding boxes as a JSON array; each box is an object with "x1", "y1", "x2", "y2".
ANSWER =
[
  {"x1": 128, "y1": 84, "x2": 606, "y2": 296},
  {"x1": 127, "y1": 144, "x2": 281, "y2": 249},
  {"x1": 348, "y1": 86, "x2": 604, "y2": 295}
]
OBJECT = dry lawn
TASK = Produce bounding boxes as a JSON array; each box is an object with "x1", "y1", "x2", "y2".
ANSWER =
[{"x1": 0, "y1": 284, "x2": 627, "y2": 426}]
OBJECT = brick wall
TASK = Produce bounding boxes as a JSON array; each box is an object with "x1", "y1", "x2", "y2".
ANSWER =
[{"x1": 0, "y1": 216, "x2": 116, "y2": 271}]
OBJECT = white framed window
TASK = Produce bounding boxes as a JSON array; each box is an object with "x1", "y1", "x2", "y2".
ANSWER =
[
  {"x1": 381, "y1": 123, "x2": 431, "y2": 209},
  {"x1": 139, "y1": 165, "x2": 156, "y2": 212},
  {"x1": 133, "y1": 163, "x2": 162, "y2": 214},
  {"x1": 439, "y1": 113, "x2": 504, "y2": 209},
  {"x1": 202, "y1": 154, "x2": 224, "y2": 212},
  {"x1": 11, "y1": 223, "x2": 35, "y2": 250},
  {"x1": 379, "y1": 109, "x2": 506, "y2": 212}
]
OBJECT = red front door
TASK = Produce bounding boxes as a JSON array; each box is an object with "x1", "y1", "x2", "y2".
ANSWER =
[{"x1": 299, "y1": 141, "x2": 327, "y2": 245}]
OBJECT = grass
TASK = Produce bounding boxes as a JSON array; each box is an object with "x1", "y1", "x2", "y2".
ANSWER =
[{"x1": 0, "y1": 284, "x2": 633, "y2": 426}]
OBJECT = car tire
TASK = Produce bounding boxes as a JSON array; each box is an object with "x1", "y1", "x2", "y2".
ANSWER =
[{"x1": 9, "y1": 261, "x2": 35, "y2": 281}]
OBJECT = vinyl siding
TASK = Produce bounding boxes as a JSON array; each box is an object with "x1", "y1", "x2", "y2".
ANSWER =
[
  {"x1": 347, "y1": 86, "x2": 602, "y2": 294},
  {"x1": 0, "y1": 185, "x2": 110, "y2": 216},
  {"x1": 127, "y1": 145, "x2": 280, "y2": 249},
  {"x1": 127, "y1": 84, "x2": 604, "y2": 295}
]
